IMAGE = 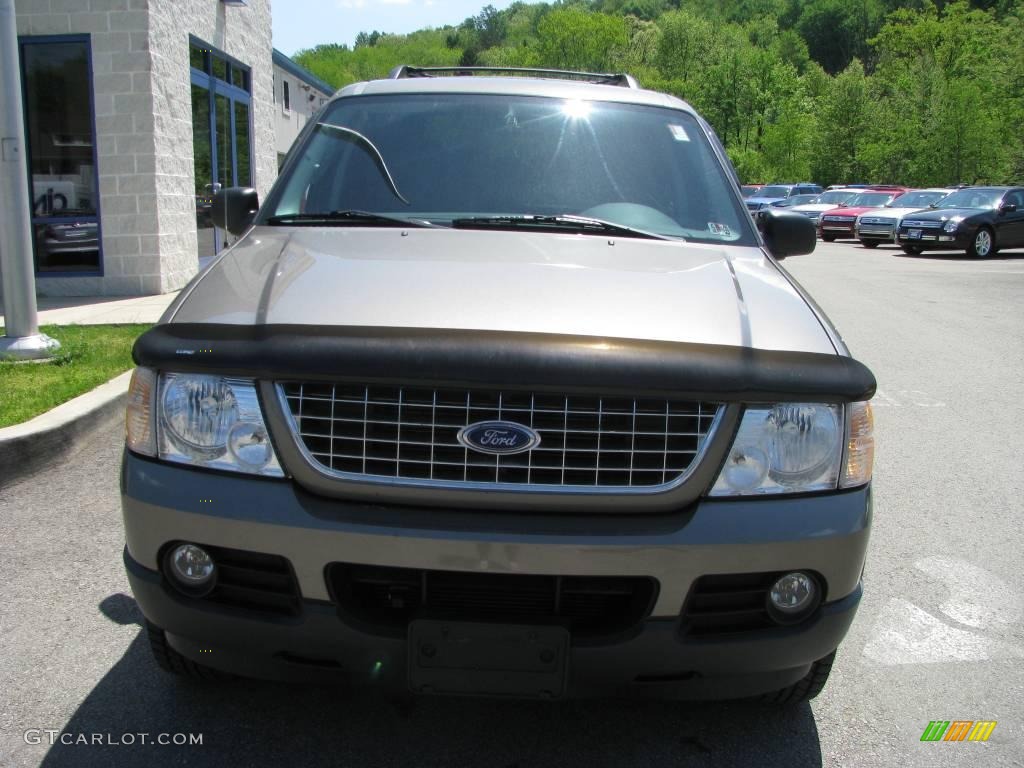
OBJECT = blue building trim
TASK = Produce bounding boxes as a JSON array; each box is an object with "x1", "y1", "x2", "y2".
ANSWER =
[{"x1": 272, "y1": 48, "x2": 335, "y2": 97}]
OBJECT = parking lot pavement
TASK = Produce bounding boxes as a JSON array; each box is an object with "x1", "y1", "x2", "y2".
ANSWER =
[
  {"x1": 0, "y1": 292, "x2": 177, "y2": 327},
  {"x1": 1, "y1": 240, "x2": 1022, "y2": 767}
]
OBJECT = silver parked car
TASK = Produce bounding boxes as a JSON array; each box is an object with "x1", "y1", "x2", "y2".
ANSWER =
[{"x1": 122, "y1": 66, "x2": 876, "y2": 703}]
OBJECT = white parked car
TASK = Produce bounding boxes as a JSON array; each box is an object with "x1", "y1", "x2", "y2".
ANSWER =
[
  {"x1": 855, "y1": 189, "x2": 956, "y2": 247},
  {"x1": 789, "y1": 189, "x2": 861, "y2": 227}
]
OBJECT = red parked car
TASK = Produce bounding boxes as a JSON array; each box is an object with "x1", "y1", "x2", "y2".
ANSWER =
[{"x1": 817, "y1": 188, "x2": 909, "y2": 241}]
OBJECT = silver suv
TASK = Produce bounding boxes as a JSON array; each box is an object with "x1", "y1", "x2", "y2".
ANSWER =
[{"x1": 122, "y1": 67, "x2": 875, "y2": 703}]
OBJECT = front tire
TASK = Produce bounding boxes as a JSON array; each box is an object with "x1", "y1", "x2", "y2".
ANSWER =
[
  {"x1": 967, "y1": 226, "x2": 994, "y2": 258},
  {"x1": 901, "y1": 244, "x2": 923, "y2": 256},
  {"x1": 759, "y1": 651, "x2": 836, "y2": 706},
  {"x1": 859, "y1": 240, "x2": 878, "y2": 249},
  {"x1": 146, "y1": 620, "x2": 230, "y2": 681},
  {"x1": 821, "y1": 233, "x2": 836, "y2": 242}
]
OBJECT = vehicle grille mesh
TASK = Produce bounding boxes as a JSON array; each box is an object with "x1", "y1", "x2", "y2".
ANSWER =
[
  {"x1": 680, "y1": 573, "x2": 778, "y2": 636},
  {"x1": 279, "y1": 383, "x2": 719, "y2": 489}
]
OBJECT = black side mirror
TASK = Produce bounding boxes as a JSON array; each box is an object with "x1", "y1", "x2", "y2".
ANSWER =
[
  {"x1": 212, "y1": 187, "x2": 259, "y2": 236},
  {"x1": 999, "y1": 202, "x2": 1017, "y2": 214},
  {"x1": 757, "y1": 208, "x2": 816, "y2": 259}
]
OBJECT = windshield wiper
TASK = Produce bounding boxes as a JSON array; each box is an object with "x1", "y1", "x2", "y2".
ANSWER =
[
  {"x1": 265, "y1": 210, "x2": 439, "y2": 227},
  {"x1": 450, "y1": 214, "x2": 675, "y2": 241}
]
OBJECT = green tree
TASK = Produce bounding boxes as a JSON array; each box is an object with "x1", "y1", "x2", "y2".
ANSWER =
[
  {"x1": 868, "y1": 1, "x2": 1014, "y2": 184},
  {"x1": 812, "y1": 59, "x2": 875, "y2": 184},
  {"x1": 536, "y1": 8, "x2": 629, "y2": 71},
  {"x1": 797, "y1": 0, "x2": 884, "y2": 74}
]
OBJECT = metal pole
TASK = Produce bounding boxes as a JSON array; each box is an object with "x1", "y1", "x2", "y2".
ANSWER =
[{"x1": 0, "y1": 0, "x2": 59, "y2": 360}]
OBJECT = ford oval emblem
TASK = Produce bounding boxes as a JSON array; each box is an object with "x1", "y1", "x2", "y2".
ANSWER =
[{"x1": 457, "y1": 421, "x2": 541, "y2": 455}]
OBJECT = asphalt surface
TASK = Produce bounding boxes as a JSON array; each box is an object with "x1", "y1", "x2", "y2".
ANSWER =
[{"x1": 1, "y1": 240, "x2": 1023, "y2": 767}]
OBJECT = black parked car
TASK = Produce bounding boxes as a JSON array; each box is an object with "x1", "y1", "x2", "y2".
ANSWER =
[{"x1": 896, "y1": 186, "x2": 1024, "y2": 258}]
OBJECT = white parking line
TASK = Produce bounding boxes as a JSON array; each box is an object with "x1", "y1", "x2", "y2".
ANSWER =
[
  {"x1": 871, "y1": 389, "x2": 946, "y2": 407},
  {"x1": 862, "y1": 558, "x2": 1024, "y2": 665}
]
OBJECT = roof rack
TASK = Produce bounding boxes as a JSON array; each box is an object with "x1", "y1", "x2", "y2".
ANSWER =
[{"x1": 387, "y1": 65, "x2": 640, "y2": 89}]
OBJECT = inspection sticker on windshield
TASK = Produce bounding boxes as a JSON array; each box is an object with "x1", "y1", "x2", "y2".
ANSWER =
[
  {"x1": 708, "y1": 222, "x2": 732, "y2": 236},
  {"x1": 667, "y1": 124, "x2": 690, "y2": 142}
]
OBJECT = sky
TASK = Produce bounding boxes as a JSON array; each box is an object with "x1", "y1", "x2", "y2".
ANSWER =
[{"x1": 272, "y1": 0, "x2": 516, "y2": 55}]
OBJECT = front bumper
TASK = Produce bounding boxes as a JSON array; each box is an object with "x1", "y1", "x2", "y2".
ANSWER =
[
  {"x1": 819, "y1": 220, "x2": 856, "y2": 238},
  {"x1": 856, "y1": 224, "x2": 896, "y2": 242},
  {"x1": 896, "y1": 227, "x2": 967, "y2": 249},
  {"x1": 121, "y1": 452, "x2": 871, "y2": 698}
]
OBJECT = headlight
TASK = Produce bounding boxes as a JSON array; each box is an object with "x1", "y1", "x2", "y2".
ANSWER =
[
  {"x1": 161, "y1": 374, "x2": 239, "y2": 459},
  {"x1": 943, "y1": 218, "x2": 962, "y2": 233},
  {"x1": 711, "y1": 403, "x2": 847, "y2": 496},
  {"x1": 123, "y1": 371, "x2": 283, "y2": 477}
]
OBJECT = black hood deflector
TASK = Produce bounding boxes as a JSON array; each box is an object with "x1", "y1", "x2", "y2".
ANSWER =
[{"x1": 133, "y1": 323, "x2": 876, "y2": 402}]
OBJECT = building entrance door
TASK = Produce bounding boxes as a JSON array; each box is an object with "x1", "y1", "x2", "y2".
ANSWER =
[{"x1": 189, "y1": 40, "x2": 251, "y2": 268}]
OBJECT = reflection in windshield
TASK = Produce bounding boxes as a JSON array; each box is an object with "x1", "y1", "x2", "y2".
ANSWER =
[
  {"x1": 889, "y1": 191, "x2": 948, "y2": 208},
  {"x1": 936, "y1": 189, "x2": 1003, "y2": 209},
  {"x1": 816, "y1": 191, "x2": 856, "y2": 204},
  {"x1": 261, "y1": 94, "x2": 756, "y2": 245},
  {"x1": 848, "y1": 193, "x2": 892, "y2": 207}
]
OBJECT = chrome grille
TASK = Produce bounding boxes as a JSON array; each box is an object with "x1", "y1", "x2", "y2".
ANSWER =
[
  {"x1": 279, "y1": 383, "x2": 721, "y2": 489},
  {"x1": 901, "y1": 220, "x2": 942, "y2": 229}
]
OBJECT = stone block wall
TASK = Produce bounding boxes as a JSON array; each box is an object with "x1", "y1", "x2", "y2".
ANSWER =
[
  {"x1": 15, "y1": 0, "x2": 275, "y2": 297},
  {"x1": 148, "y1": 0, "x2": 275, "y2": 294}
]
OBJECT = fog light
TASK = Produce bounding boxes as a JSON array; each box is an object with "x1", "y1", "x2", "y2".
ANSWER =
[
  {"x1": 167, "y1": 543, "x2": 216, "y2": 594},
  {"x1": 767, "y1": 572, "x2": 818, "y2": 621}
]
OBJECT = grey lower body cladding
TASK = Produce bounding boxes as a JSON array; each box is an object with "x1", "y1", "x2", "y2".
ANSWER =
[{"x1": 121, "y1": 451, "x2": 871, "y2": 699}]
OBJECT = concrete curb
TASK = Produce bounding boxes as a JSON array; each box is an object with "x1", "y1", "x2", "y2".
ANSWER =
[{"x1": 0, "y1": 370, "x2": 132, "y2": 488}]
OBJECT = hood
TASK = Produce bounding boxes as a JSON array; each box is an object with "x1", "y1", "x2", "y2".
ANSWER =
[
  {"x1": 900, "y1": 207, "x2": 988, "y2": 223},
  {"x1": 167, "y1": 226, "x2": 836, "y2": 354},
  {"x1": 857, "y1": 207, "x2": 930, "y2": 221},
  {"x1": 791, "y1": 203, "x2": 841, "y2": 214},
  {"x1": 824, "y1": 205, "x2": 882, "y2": 219},
  {"x1": 746, "y1": 196, "x2": 785, "y2": 206}
]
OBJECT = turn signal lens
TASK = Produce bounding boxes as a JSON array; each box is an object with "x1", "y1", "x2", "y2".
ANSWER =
[
  {"x1": 841, "y1": 401, "x2": 874, "y2": 488},
  {"x1": 125, "y1": 367, "x2": 156, "y2": 456}
]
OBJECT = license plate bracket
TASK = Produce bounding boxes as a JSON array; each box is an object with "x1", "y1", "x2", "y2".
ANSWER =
[
  {"x1": 408, "y1": 620, "x2": 569, "y2": 699},
  {"x1": 906, "y1": 229, "x2": 922, "y2": 240}
]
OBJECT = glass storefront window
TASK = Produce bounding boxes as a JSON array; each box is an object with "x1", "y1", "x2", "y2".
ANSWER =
[
  {"x1": 189, "y1": 42, "x2": 206, "y2": 72},
  {"x1": 212, "y1": 56, "x2": 228, "y2": 84},
  {"x1": 234, "y1": 101, "x2": 251, "y2": 187},
  {"x1": 214, "y1": 92, "x2": 233, "y2": 190},
  {"x1": 19, "y1": 36, "x2": 101, "y2": 274},
  {"x1": 189, "y1": 37, "x2": 251, "y2": 267}
]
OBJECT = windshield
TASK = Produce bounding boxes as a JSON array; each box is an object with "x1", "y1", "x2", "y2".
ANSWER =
[
  {"x1": 815, "y1": 190, "x2": 857, "y2": 205},
  {"x1": 888, "y1": 190, "x2": 950, "y2": 208},
  {"x1": 935, "y1": 188, "x2": 1004, "y2": 209},
  {"x1": 262, "y1": 94, "x2": 755, "y2": 244},
  {"x1": 741, "y1": 185, "x2": 761, "y2": 197},
  {"x1": 757, "y1": 185, "x2": 791, "y2": 198},
  {"x1": 847, "y1": 192, "x2": 894, "y2": 207},
  {"x1": 783, "y1": 194, "x2": 818, "y2": 206}
]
